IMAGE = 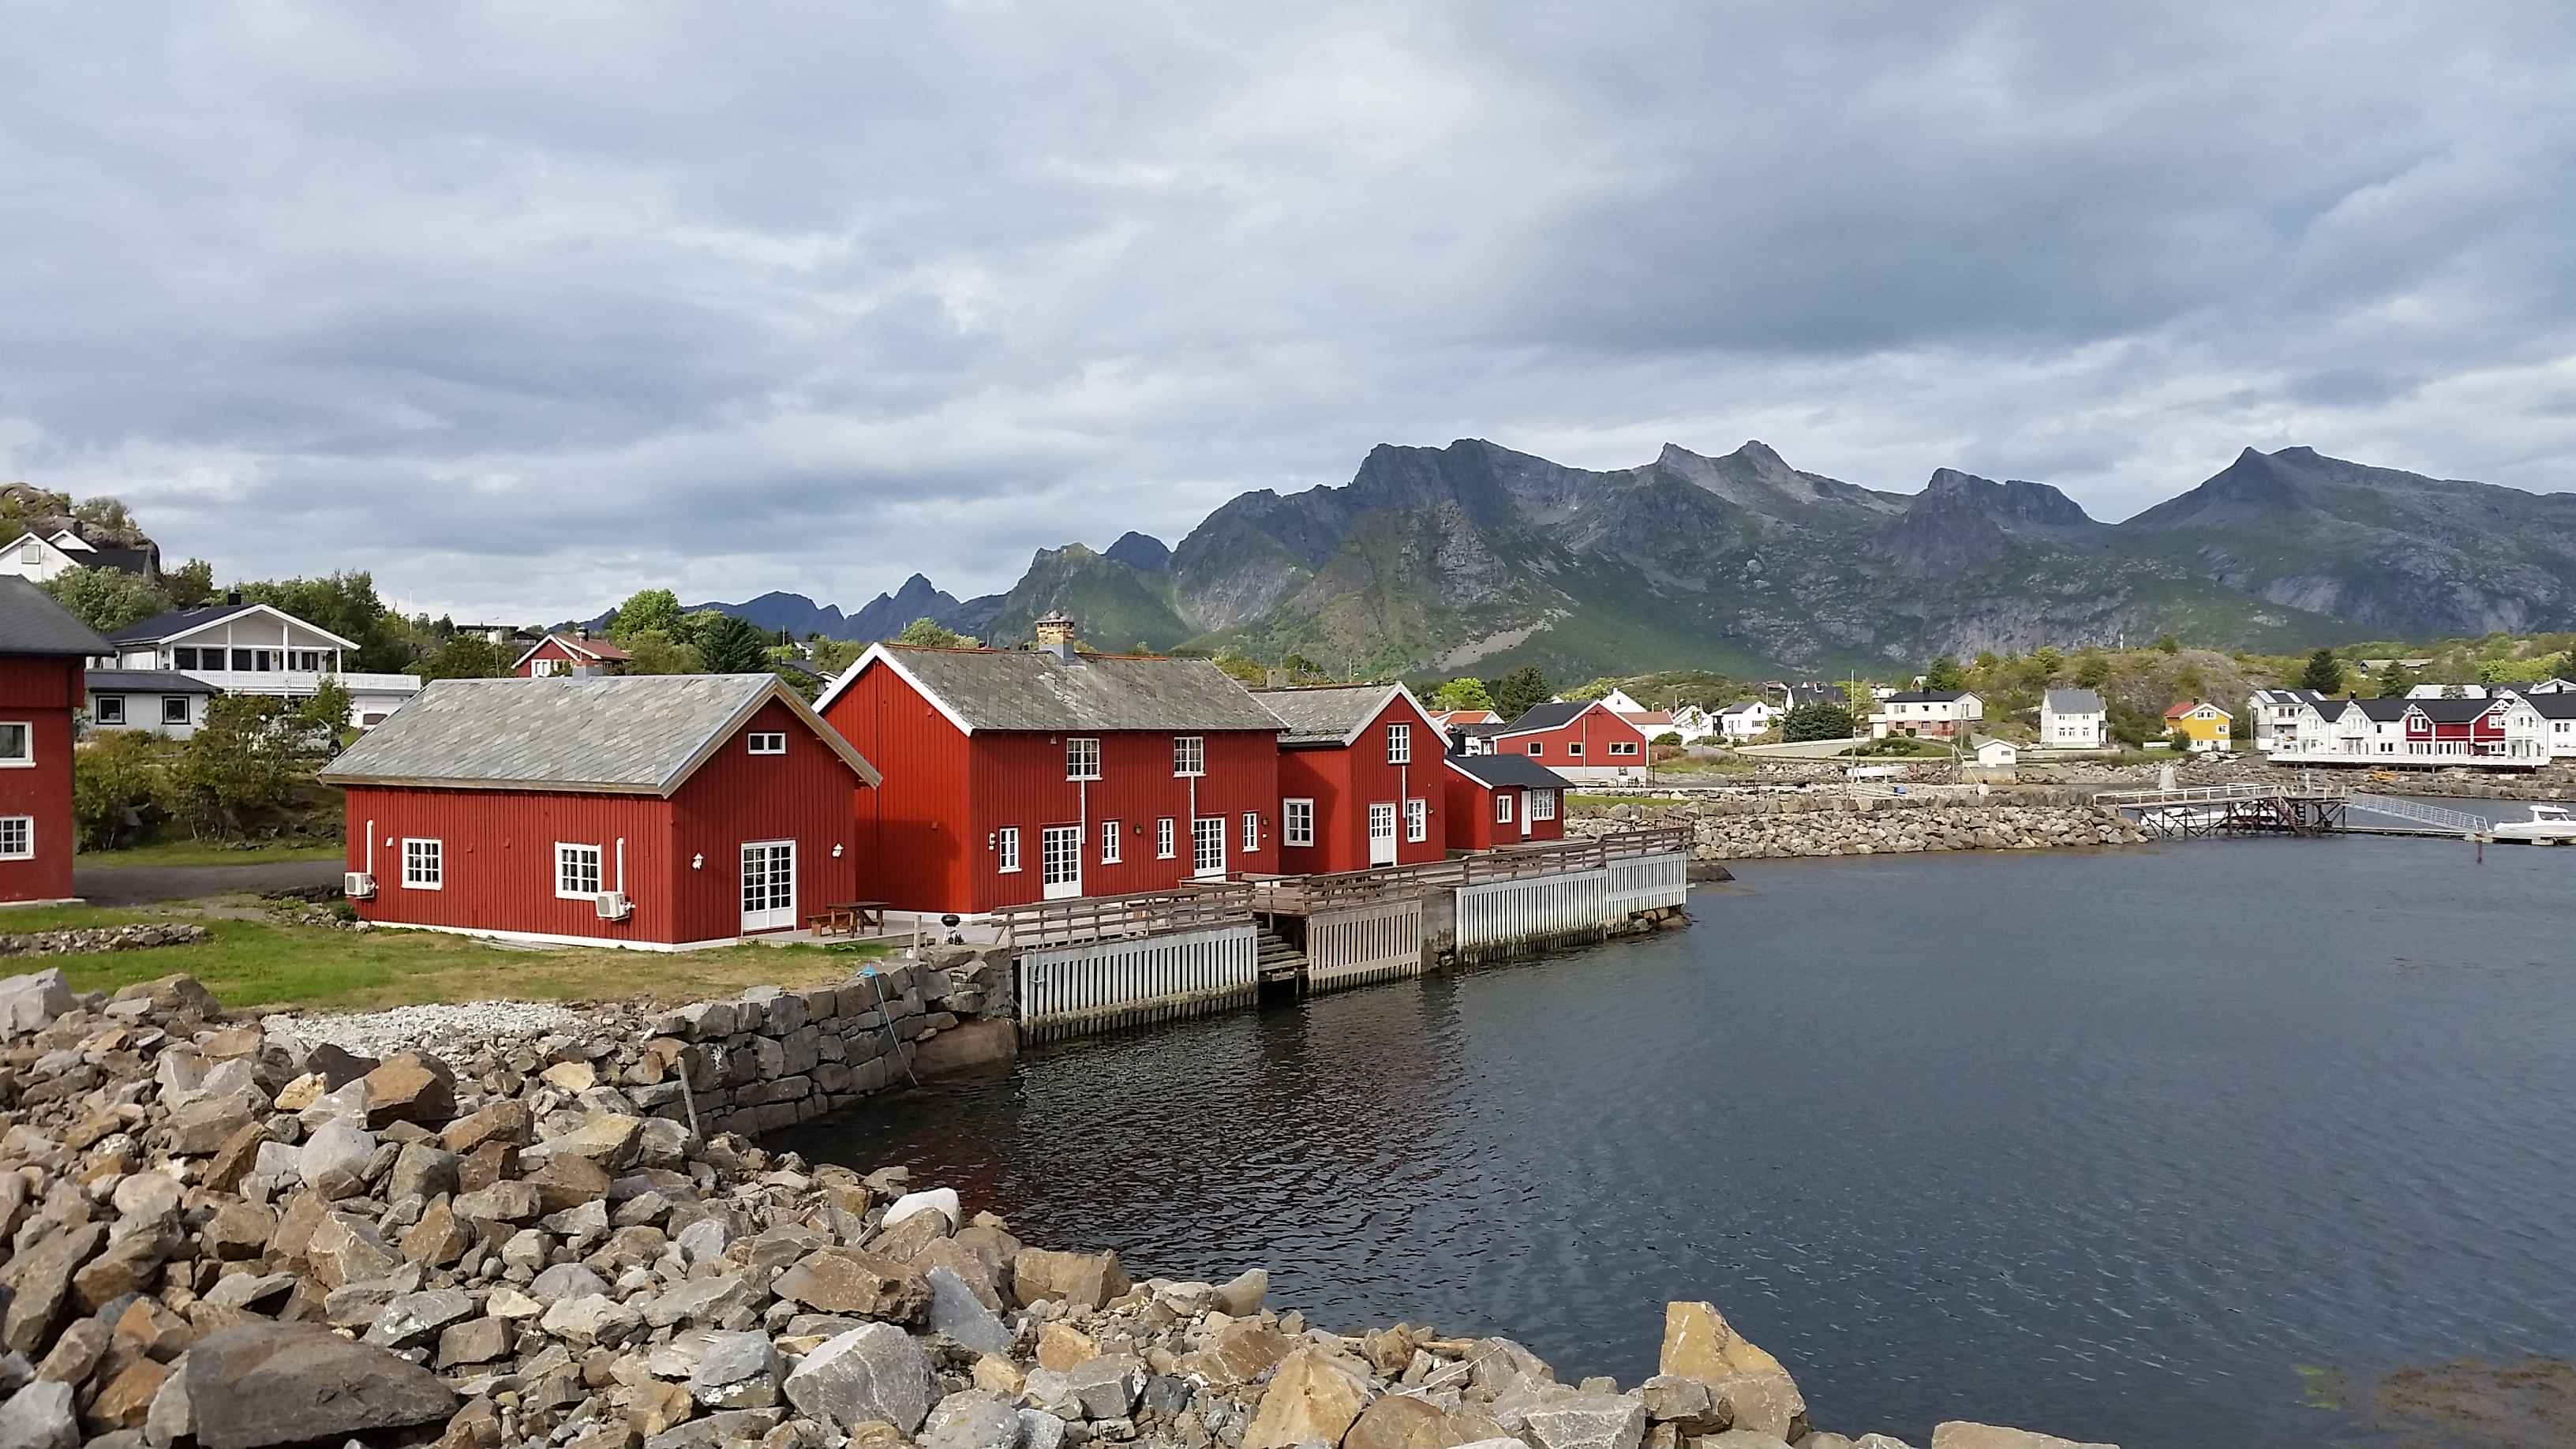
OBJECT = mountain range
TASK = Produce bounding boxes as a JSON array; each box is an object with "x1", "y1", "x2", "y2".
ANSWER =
[{"x1": 657, "y1": 442, "x2": 2576, "y2": 680}]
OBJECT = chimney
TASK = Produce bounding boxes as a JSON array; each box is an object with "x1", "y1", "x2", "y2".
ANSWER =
[
  {"x1": 575, "y1": 626, "x2": 590, "y2": 641},
  {"x1": 1034, "y1": 612, "x2": 1078, "y2": 662},
  {"x1": 225, "y1": 590, "x2": 242, "y2": 606}
]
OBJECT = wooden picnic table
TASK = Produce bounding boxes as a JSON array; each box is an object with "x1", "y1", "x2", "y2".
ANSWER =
[{"x1": 806, "y1": 900, "x2": 889, "y2": 938}]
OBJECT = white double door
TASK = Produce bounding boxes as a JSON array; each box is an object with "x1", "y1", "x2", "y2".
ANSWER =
[
  {"x1": 1041, "y1": 825, "x2": 1084, "y2": 900},
  {"x1": 741, "y1": 841, "x2": 796, "y2": 932},
  {"x1": 1368, "y1": 802, "x2": 1399, "y2": 866}
]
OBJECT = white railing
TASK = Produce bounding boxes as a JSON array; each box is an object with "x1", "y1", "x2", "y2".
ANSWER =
[
  {"x1": 1304, "y1": 898, "x2": 1425, "y2": 993},
  {"x1": 185, "y1": 669, "x2": 422, "y2": 696},
  {"x1": 1456, "y1": 869, "x2": 1609, "y2": 961},
  {"x1": 2345, "y1": 794, "x2": 2492, "y2": 837},
  {"x1": 1015, "y1": 923, "x2": 1258, "y2": 1043},
  {"x1": 1604, "y1": 852, "x2": 1690, "y2": 915},
  {"x1": 2091, "y1": 783, "x2": 2278, "y2": 808}
]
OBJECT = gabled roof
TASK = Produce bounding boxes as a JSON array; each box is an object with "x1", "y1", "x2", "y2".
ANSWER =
[
  {"x1": 318, "y1": 675, "x2": 879, "y2": 795},
  {"x1": 85, "y1": 669, "x2": 220, "y2": 695},
  {"x1": 1492, "y1": 700, "x2": 1619, "y2": 736},
  {"x1": 1442, "y1": 751, "x2": 1574, "y2": 790},
  {"x1": 107, "y1": 601, "x2": 358, "y2": 650},
  {"x1": 2522, "y1": 691, "x2": 2576, "y2": 719},
  {"x1": 0, "y1": 577, "x2": 117, "y2": 658},
  {"x1": 2163, "y1": 701, "x2": 2230, "y2": 720},
  {"x1": 1428, "y1": 708, "x2": 1499, "y2": 727},
  {"x1": 818, "y1": 644, "x2": 1286, "y2": 735},
  {"x1": 2409, "y1": 697, "x2": 2510, "y2": 724},
  {"x1": 1885, "y1": 690, "x2": 1974, "y2": 704},
  {"x1": 1616, "y1": 710, "x2": 1675, "y2": 726},
  {"x1": 1717, "y1": 701, "x2": 1766, "y2": 717},
  {"x1": 2042, "y1": 687, "x2": 2105, "y2": 714},
  {"x1": 2345, "y1": 696, "x2": 2411, "y2": 722},
  {"x1": 1249, "y1": 683, "x2": 1435, "y2": 747},
  {"x1": 509, "y1": 631, "x2": 634, "y2": 671},
  {"x1": 2249, "y1": 687, "x2": 2329, "y2": 706}
]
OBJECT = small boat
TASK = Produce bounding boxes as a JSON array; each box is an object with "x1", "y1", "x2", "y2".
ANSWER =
[{"x1": 2492, "y1": 804, "x2": 2576, "y2": 842}]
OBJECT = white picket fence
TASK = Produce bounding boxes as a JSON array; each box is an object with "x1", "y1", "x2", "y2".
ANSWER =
[
  {"x1": 1015, "y1": 923, "x2": 1259, "y2": 1043},
  {"x1": 1303, "y1": 897, "x2": 1425, "y2": 994},
  {"x1": 1456, "y1": 868, "x2": 1610, "y2": 961},
  {"x1": 1604, "y1": 851, "x2": 1690, "y2": 915}
]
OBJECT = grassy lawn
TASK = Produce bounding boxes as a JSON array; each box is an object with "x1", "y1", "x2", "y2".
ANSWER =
[
  {"x1": 77, "y1": 838, "x2": 344, "y2": 869},
  {"x1": 9, "y1": 905, "x2": 889, "y2": 1013}
]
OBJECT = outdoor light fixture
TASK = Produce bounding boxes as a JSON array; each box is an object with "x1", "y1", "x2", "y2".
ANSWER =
[
  {"x1": 691, "y1": 853, "x2": 703, "y2": 870},
  {"x1": 833, "y1": 844, "x2": 844, "y2": 857}
]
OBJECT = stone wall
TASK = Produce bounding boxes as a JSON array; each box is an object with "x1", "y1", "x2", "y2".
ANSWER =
[
  {"x1": 1571, "y1": 797, "x2": 2146, "y2": 859},
  {"x1": 0, "y1": 922, "x2": 209, "y2": 958}
]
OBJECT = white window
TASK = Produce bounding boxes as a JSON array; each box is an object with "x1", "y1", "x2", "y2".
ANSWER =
[
  {"x1": 555, "y1": 843, "x2": 603, "y2": 899},
  {"x1": 402, "y1": 838, "x2": 443, "y2": 889},
  {"x1": 747, "y1": 732, "x2": 786, "y2": 755},
  {"x1": 17, "y1": 542, "x2": 39, "y2": 565},
  {"x1": 1282, "y1": 799, "x2": 1315, "y2": 847},
  {"x1": 1065, "y1": 736, "x2": 1101, "y2": 781},
  {"x1": 1193, "y1": 817, "x2": 1226, "y2": 875},
  {"x1": 1101, "y1": 819, "x2": 1122, "y2": 863},
  {"x1": 94, "y1": 696, "x2": 125, "y2": 726},
  {"x1": 0, "y1": 723, "x2": 28, "y2": 767},
  {"x1": 1530, "y1": 791, "x2": 1556, "y2": 821},
  {"x1": 1041, "y1": 826, "x2": 1082, "y2": 891},
  {"x1": 1387, "y1": 722, "x2": 1411, "y2": 764},
  {"x1": 1496, "y1": 792, "x2": 1514, "y2": 824},
  {"x1": 1172, "y1": 736, "x2": 1204, "y2": 777},
  {"x1": 1567, "y1": 742, "x2": 1585, "y2": 757},
  {"x1": 1242, "y1": 812, "x2": 1260, "y2": 853},
  {"x1": 161, "y1": 696, "x2": 190, "y2": 726},
  {"x1": 1527, "y1": 741, "x2": 1543, "y2": 755},
  {"x1": 0, "y1": 817, "x2": 29, "y2": 859},
  {"x1": 996, "y1": 827, "x2": 1021, "y2": 873},
  {"x1": 1608, "y1": 740, "x2": 1639, "y2": 756},
  {"x1": 1156, "y1": 817, "x2": 1175, "y2": 859},
  {"x1": 1405, "y1": 798, "x2": 1427, "y2": 842}
]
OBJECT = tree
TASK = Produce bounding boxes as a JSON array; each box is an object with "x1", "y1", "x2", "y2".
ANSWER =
[
  {"x1": 1429, "y1": 676, "x2": 1496, "y2": 713},
  {"x1": 297, "y1": 680, "x2": 354, "y2": 739},
  {"x1": 72, "y1": 732, "x2": 166, "y2": 850},
  {"x1": 619, "y1": 630, "x2": 703, "y2": 675},
  {"x1": 608, "y1": 589, "x2": 683, "y2": 642},
  {"x1": 1208, "y1": 650, "x2": 1267, "y2": 685},
  {"x1": 1922, "y1": 656, "x2": 1968, "y2": 691},
  {"x1": 2154, "y1": 633, "x2": 2181, "y2": 654},
  {"x1": 2300, "y1": 648, "x2": 2345, "y2": 695},
  {"x1": 893, "y1": 617, "x2": 972, "y2": 648},
  {"x1": 40, "y1": 567, "x2": 168, "y2": 632},
  {"x1": 2165, "y1": 726, "x2": 2194, "y2": 752},
  {"x1": 808, "y1": 638, "x2": 866, "y2": 675},
  {"x1": 1486, "y1": 666, "x2": 1552, "y2": 721},
  {"x1": 2074, "y1": 651, "x2": 2112, "y2": 689},
  {"x1": 163, "y1": 559, "x2": 216, "y2": 608},
  {"x1": 167, "y1": 698, "x2": 303, "y2": 841},
  {"x1": 1780, "y1": 701, "x2": 1855, "y2": 742},
  {"x1": 238, "y1": 572, "x2": 409, "y2": 671},
  {"x1": 1563, "y1": 678, "x2": 1617, "y2": 702},
  {"x1": 696, "y1": 615, "x2": 773, "y2": 675},
  {"x1": 1279, "y1": 652, "x2": 1326, "y2": 682},
  {"x1": 416, "y1": 634, "x2": 505, "y2": 680}
]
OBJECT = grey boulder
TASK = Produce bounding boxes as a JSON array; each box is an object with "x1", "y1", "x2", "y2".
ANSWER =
[
  {"x1": 182, "y1": 1323, "x2": 456, "y2": 1449},
  {"x1": 782, "y1": 1323, "x2": 933, "y2": 1433},
  {"x1": 687, "y1": 1331, "x2": 781, "y2": 1410},
  {"x1": 921, "y1": 1389, "x2": 1024, "y2": 1449}
]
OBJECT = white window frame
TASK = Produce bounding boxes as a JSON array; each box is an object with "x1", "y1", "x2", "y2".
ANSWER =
[
  {"x1": 1567, "y1": 741, "x2": 1586, "y2": 757},
  {"x1": 94, "y1": 695, "x2": 125, "y2": 726},
  {"x1": 16, "y1": 541, "x2": 38, "y2": 565},
  {"x1": 0, "y1": 721, "x2": 29, "y2": 769},
  {"x1": 996, "y1": 826, "x2": 1021, "y2": 874},
  {"x1": 0, "y1": 816, "x2": 29, "y2": 860},
  {"x1": 554, "y1": 842, "x2": 604, "y2": 900},
  {"x1": 1496, "y1": 792, "x2": 1514, "y2": 824},
  {"x1": 747, "y1": 732, "x2": 787, "y2": 755},
  {"x1": 1040, "y1": 824, "x2": 1083, "y2": 896},
  {"x1": 160, "y1": 695, "x2": 191, "y2": 726},
  {"x1": 1608, "y1": 740, "x2": 1639, "y2": 756},
  {"x1": 1172, "y1": 735, "x2": 1204, "y2": 777},
  {"x1": 1156, "y1": 817, "x2": 1175, "y2": 859},
  {"x1": 1526, "y1": 741, "x2": 1543, "y2": 756},
  {"x1": 1101, "y1": 818, "x2": 1122, "y2": 864},
  {"x1": 1065, "y1": 736, "x2": 1101, "y2": 781},
  {"x1": 1242, "y1": 811, "x2": 1260, "y2": 853},
  {"x1": 402, "y1": 837, "x2": 444, "y2": 890},
  {"x1": 1530, "y1": 790, "x2": 1556, "y2": 821},
  {"x1": 1192, "y1": 816, "x2": 1226, "y2": 877},
  {"x1": 1406, "y1": 798, "x2": 1427, "y2": 842},
  {"x1": 1282, "y1": 798, "x2": 1315, "y2": 848},
  {"x1": 1387, "y1": 722, "x2": 1411, "y2": 764}
]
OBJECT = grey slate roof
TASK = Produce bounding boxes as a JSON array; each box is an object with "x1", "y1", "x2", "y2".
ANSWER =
[
  {"x1": 85, "y1": 669, "x2": 219, "y2": 695},
  {"x1": 1249, "y1": 684, "x2": 1415, "y2": 746},
  {"x1": 318, "y1": 675, "x2": 880, "y2": 794},
  {"x1": 2042, "y1": 687, "x2": 2105, "y2": 714},
  {"x1": 107, "y1": 602, "x2": 264, "y2": 645},
  {"x1": 2348, "y1": 696, "x2": 2411, "y2": 722},
  {"x1": 851, "y1": 646, "x2": 1286, "y2": 733},
  {"x1": 1717, "y1": 701, "x2": 1765, "y2": 717},
  {"x1": 1495, "y1": 701, "x2": 1593, "y2": 734},
  {"x1": 2523, "y1": 692, "x2": 2576, "y2": 719},
  {"x1": 2410, "y1": 697, "x2": 2503, "y2": 724},
  {"x1": 1884, "y1": 689, "x2": 1971, "y2": 704},
  {"x1": 1443, "y1": 752, "x2": 1574, "y2": 789},
  {"x1": 0, "y1": 577, "x2": 116, "y2": 658}
]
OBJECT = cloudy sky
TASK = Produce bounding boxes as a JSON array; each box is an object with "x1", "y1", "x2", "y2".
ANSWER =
[{"x1": 6, "y1": 2, "x2": 2574, "y2": 620}]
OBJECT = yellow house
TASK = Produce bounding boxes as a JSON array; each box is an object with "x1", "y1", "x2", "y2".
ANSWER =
[{"x1": 2164, "y1": 700, "x2": 2233, "y2": 751}]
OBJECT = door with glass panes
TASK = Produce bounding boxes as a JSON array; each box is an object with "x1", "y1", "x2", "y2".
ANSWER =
[
  {"x1": 1040, "y1": 825, "x2": 1084, "y2": 900},
  {"x1": 740, "y1": 841, "x2": 796, "y2": 932}
]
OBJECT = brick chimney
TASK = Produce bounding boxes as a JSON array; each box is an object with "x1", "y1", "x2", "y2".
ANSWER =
[{"x1": 1035, "y1": 612, "x2": 1078, "y2": 661}]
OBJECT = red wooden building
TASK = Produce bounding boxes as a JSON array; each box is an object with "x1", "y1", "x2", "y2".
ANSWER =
[
  {"x1": 1477, "y1": 700, "x2": 1649, "y2": 784},
  {"x1": 512, "y1": 631, "x2": 632, "y2": 677},
  {"x1": 319, "y1": 674, "x2": 881, "y2": 949},
  {"x1": 0, "y1": 578, "x2": 116, "y2": 904},
  {"x1": 816, "y1": 631, "x2": 1286, "y2": 915},
  {"x1": 1252, "y1": 683, "x2": 1449, "y2": 872},
  {"x1": 1440, "y1": 751, "x2": 1571, "y2": 851}
]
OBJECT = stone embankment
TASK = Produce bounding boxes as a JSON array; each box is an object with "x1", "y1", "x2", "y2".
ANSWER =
[
  {"x1": 0, "y1": 963, "x2": 2119, "y2": 1449},
  {"x1": 1570, "y1": 799, "x2": 2145, "y2": 861},
  {"x1": 0, "y1": 924, "x2": 210, "y2": 960}
]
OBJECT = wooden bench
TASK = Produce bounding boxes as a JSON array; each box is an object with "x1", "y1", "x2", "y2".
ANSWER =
[{"x1": 805, "y1": 901, "x2": 889, "y2": 938}]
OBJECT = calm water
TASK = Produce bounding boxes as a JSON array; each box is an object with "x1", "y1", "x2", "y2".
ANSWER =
[{"x1": 778, "y1": 832, "x2": 2576, "y2": 1447}]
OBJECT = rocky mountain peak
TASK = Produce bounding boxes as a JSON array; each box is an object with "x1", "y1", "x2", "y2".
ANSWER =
[
  {"x1": 1918, "y1": 468, "x2": 2099, "y2": 532},
  {"x1": 1104, "y1": 531, "x2": 1170, "y2": 574}
]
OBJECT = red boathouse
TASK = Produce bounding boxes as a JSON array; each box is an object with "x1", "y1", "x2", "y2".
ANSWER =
[
  {"x1": 0, "y1": 578, "x2": 117, "y2": 905},
  {"x1": 1441, "y1": 750, "x2": 1571, "y2": 851},
  {"x1": 320, "y1": 674, "x2": 881, "y2": 949},
  {"x1": 512, "y1": 631, "x2": 632, "y2": 677},
  {"x1": 816, "y1": 623, "x2": 1286, "y2": 917},
  {"x1": 1252, "y1": 683, "x2": 1450, "y2": 872},
  {"x1": 1478, "y1": 700, "x2": 1649, "y2": 784}
]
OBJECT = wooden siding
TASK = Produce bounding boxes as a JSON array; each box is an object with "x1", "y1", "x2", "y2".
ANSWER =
[
  {"x1": 666, "y1": 697, "x2": 864, "y2": 941},
  {"x1": 0, "y1": 657, "x2": 80, "y2": 902},
  {"x1": 1275, "y1": 694, "x2": 1448, "y2": 874},
  {"x1": 826, "y1": 660, "x2": 977, "y2": 915},
  {"x1": 1439, "y1": 767, "x2": 1565, "y2": 853},
  {"x1": 1496, "y1": 704, "x2": 1649, "y2": 769}
]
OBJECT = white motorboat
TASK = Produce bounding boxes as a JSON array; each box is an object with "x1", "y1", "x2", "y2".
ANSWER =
[{"x1": 2492, "y1": 804, "x2": 2576, "y2": 842}]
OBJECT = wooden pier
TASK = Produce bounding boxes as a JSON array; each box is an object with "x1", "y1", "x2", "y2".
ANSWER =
[{"x1": 2093, "y1": 781, "x2": 2554, "y2": 844}]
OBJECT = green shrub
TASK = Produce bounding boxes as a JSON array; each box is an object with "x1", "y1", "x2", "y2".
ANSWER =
[{"x1": 73, "y1": 732, "x2": 169, "y2": 850}]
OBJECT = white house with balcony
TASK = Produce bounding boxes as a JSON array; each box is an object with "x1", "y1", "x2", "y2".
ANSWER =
[
  {"x1": 1869, "y1": 690, "x2": 1983, "y2": 740},
  {"x1": 104, "y1": 598, "x2": 421, "y2": 728},
  {"x1": 1713, "y1": 700, "x2": 1775, "y2": 741}
]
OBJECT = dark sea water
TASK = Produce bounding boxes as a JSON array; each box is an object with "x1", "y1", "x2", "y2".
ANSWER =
[{"x1": 777, "y1": 833, "x2": 2576, "y2": 1448}]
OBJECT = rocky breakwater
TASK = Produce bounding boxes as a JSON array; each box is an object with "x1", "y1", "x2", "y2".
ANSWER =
[
  {"x1": 1571, "y1": 799, "x2": 2145, "y2": 861},
  {"x1": 0, "y1": 963, "x2": 2117, "y2": 1449}
]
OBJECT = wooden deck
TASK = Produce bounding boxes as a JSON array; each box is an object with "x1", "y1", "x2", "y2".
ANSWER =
[{"x1": 1241, "y1": 828, "x2": 1692, "y2": 915}]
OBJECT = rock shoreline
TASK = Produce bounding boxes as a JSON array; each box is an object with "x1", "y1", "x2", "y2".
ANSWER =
[
  {"x1": 1571, "y1": 801, "x2": 2147, "y2": 861},
  {"x1": 0, "y1": 964, "x2": 2118, "y2": 1449}
]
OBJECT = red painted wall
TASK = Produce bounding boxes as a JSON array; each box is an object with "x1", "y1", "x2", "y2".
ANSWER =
[
  {"x1": 826, "y1": 661, "x2": 975, "y2": 915},
  {"x1": 0, "y1": 657, "x2": 80, "y2": 903},
  {"x1": 1494, "y1": 705, "x2": 1648, "y2": 769},
  {"x1": 1439, "y1": 765, "x2": 1565, "y2": 852},
  {"x1": 1275, "y1": 695, "x2": 1447, "y2": 874},
  {"x1": 514, "y1": 638, "x2": 621, "y2": 676},
  {"x1": 666, "y1": 697, "x2": 866, "y2": 941}
]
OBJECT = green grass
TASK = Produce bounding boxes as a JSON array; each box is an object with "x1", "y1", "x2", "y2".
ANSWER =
[{"x1": 77, "y1": 838, "x2": 343, "y2": 869}]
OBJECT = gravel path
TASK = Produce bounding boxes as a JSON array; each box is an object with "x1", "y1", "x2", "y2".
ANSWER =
[{"x1": 263, "y1": 999, "x2": 590, "y2": 1058}]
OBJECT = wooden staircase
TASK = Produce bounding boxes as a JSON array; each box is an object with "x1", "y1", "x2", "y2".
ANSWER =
[{"x1": 1256, "y1": 926, "x2": 1309, "y2": 990}]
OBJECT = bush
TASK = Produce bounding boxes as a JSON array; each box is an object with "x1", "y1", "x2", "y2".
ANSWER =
[
  {"x1": 1651, "y1": 731, "x2": 1683, "y2": 746},
  {"x1": 1780, "y1": 701, "x2": 1855, "y2": 742},
  {"x1": 166, "y1": 698, "x2": 313, "y2": 841},
  {"x1": 73, "y1": 732, "x2": 169, "y2": 850}
]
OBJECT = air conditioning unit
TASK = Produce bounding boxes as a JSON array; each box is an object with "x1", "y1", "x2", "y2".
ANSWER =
[
  {"x1": 592, "y1": 891, "x2": 632, "y2": 922},
  {"x1": 343, "y1": 871, "x2": 376, "y2": 900}
]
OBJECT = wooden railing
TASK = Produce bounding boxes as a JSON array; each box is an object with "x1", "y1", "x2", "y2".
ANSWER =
[
  {"x1": 1245, "y1": 828, "x2": 1691, "y2": 913},
  {"x1": 990, "y1": 883, "x2": 1254, "y2": 948}
]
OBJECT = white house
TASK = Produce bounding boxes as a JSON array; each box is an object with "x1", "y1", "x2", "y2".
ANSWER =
[
  {"x1": 2038, "y1": 688, "x2": 2108, "y2": 749},
  {"x1": 1666, "y1": 703, "x2": 1721, "y2": 744},
  {"x1": 2522, "y1": 692, "x2": 2576, "y2": 758},
  {"x1": 1591, "y1": 687, "x2": 1649, "y2": 714},
  {"x1": 2405, "y1": 683, "x2": 2490, "y2": 699},
  {"x1": 83, "y1": 670, "x2": 222, "y2": 739},
  {"x1": 104, "y1": 597, "x2": 421, "y2": 729},
  {"x1": 1713, "y1": 700, "x2": 1775, "y2": 742},
  {"x1": 2245, "y1": 687, "x2": 2333, "y2": 752},
  {"x1": 0, "y1": 529, "x2": 158, "y2": 584},
  {"x1": 1870, "y1": 690, "x2": 1983, "y2": 739},
  {"x1": 1970, "y1": 736, "x2": 2019, "y2": 769},
  {"x1": 2291, "y1": 695, "x2": 2548, "y2": 766}
]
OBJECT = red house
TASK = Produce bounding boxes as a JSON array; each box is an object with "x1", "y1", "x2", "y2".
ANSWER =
[
  {"x1": 0, "y1": 579, "x2": 116, "y2": 905},
  {"x1": 512, "y1": 631, "x2": 632, "y2": 677},
  {"x1": 1480, "y1": 700, "x2": 1649, "y2": 784},
  {"x1": 1252, "y1": 683, "x2": 1448, "y2": 872},
  {"x1": 1441, "y1": 751, "x2": 1571, "y2": 852},
  {"x1": 816, "y1": 627, "x2": 1286, "y2": 916},
  {"x1": 318, "y1": 674, "x2": 881, "y2": 949}
]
